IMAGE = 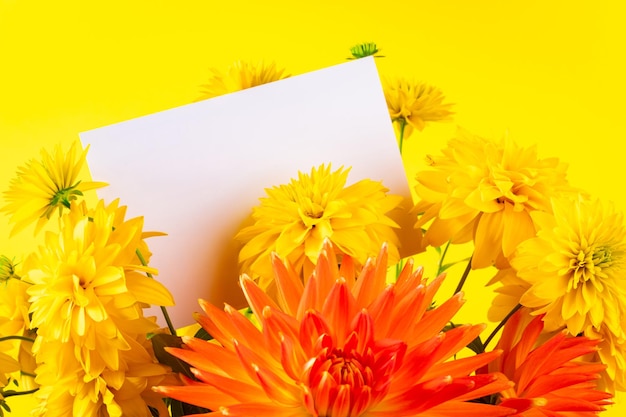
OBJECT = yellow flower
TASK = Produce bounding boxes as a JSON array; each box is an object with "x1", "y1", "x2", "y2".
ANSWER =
[
  {"x1": 25, "y1": 199, "x2": 174, "y2": 375},
  {"x1": 486, "y1": 268, "x2": 530, "y2": 322},
  {"x1": 585, "y1": 324, "x2": 626, "y2": 393},
  {"x1": 1, "y1": 141, "x2": 107, "y2": 236},
  {"x1": 0, "y1": 351, "x2": 20, "y2": 387},
  {"x1": 235, "y1": 164, "x2": 403, "y2": 288},
  {"x1": 31, "y1": 333, "x2": 175, "y2": 417},
  {"x1": 513, "y1": 196, "x2": 626, "y2": 337},
  {"x1": 415, "y1": 129, "x2": 572, "y2": 270},
  {"x1": 383, "y1": 77, "x2": 454, "y2": 138},
  {"x1": 197, "y1": 60, "x2": 289, "y2": 100},
  {"x1": 155, "y1": 242, "x2": 514, "y2": 416},
  {"x1": 0, "y1": 265, "x2": 37, "y2": 391},
  {"x1": 0, "y1": 258, "x2": 30, "y2": 334}
]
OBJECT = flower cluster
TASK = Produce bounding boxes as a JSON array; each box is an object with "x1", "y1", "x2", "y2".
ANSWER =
[
  {"x1": 2, "y1": 47, "x2": 623, "y2": 417},
  {"x1": 413, "y1": 127, "x2": 626, "y2": 392},
  {"x1": 1, "y1": 144, "x2": 177, "y2": 416}
]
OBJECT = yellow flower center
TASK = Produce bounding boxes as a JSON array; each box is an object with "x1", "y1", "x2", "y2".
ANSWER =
[
  {"x1": 569, "y1": 245, "x2": 613, "y2": 289},
  {"x1": 299, "y1": 199, "x2": 326, "y2": 227}
]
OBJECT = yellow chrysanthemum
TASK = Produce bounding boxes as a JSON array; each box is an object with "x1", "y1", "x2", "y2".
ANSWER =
[
  {"x1": 155, "y1": 242, "x2": 515, "y2": 417},
  {"x1": 383, "y1": 77, "x2": 454, "y2": 139},
  {"x1": 513, "y1": 195, "x2": 626, "y2": 337},
  {"x1": 31, "y1": 333, "x2": 175, "y2": 417},
  {"x1": 1, "y1": 141, "x2": 107, "y2": 236},
  {"x1": 415, "y1": 128, "x2": 572, "y2": 270},
  {"x1": 25, "y1": 199, "x2": 174, "y2": 376},
  {"x1": 235, "y1": 164, "x2": 403, "y2": 288},
  {"x1": 196, "y1": 60, "x2": 289, "y2": 100}
]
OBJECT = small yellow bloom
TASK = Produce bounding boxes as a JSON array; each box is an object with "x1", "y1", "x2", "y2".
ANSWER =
[
  {"x1": 415, "y1": 129, "x2": 573, "y2": 270},
  {"x1": 586, "y1": 324, "x2": 626, "y2": 393},
  {"x1": 1, "y1": 141, "x2": 107, "y2": 236},
  {"x1": 514, "y1": 195, "x2": 626, "y2": 337},
  {"x1": 486, "y1": 268, "x2": 530, "y2": 322},
  {"x1": 383, "y1": 77, "x2": 453, "y2": 138},
  {"x1": 0, "y1": 351, "x2": 20, "y2": 387},
  {"x1": 196, "y1": 60, "x2": 289, "y2": 100},
  {"x1": 235, "y1": 164, "x2": 403, "y2": 287},
  {"x1": 0, "y1": 263, "x2": 37, "y2": 391}
]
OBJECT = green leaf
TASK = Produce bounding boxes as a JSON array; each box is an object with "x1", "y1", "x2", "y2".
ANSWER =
[
  {"x1": 466, "y1": 335, "x2": 485, "y2": 355},
  {"x1": 442, "y1": 322, "x2": 485, "y2": 354},
  {"x1": 193, "y1": 327, "x2": 213, "y2": 341},
  {"x1": 170, "y1": 399, "x2": 185, "y2": 417},
  {"x1": 150, "y1": 333, "x2": 194, "y2": 379}
]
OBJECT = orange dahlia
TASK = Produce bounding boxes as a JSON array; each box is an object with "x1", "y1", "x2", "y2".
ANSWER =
[
  {"x1": 155, "y1": 242, "x2": 514, "y2": 416},
  {"x1": 487, "y1": 308, "x2": 612, "y2": 416}
]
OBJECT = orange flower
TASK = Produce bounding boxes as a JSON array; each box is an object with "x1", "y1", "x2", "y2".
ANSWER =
[
  {"x1": 155, "y1": 242, "x2": 514, "y2": 416},
  {"x1": 487, "y1": 308, "x2": 612, "y2": 416}
]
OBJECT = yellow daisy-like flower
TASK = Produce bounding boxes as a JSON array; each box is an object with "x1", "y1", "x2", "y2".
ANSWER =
[
  {"x1": 383, "y1": 77, "x2": 454, "y2": 139},
  {"x1": 235, "y1": 164, "x2": 403, "y2": 288},
  {"x1": 513, "y1": 195, "x2": 626, "y2": 337},
  {"x1": 196, "y1": 60, "x2": 289, "y2": 100},
  {"x1": 155, "y1": 242, "x2": 515, "y2": 417},
  {"x1": 415, "y1": 128, "x2": 572, "y2": 270},
  {"x1": 1, "y1": 141, "x2": 107, "y2": 236},
  {"x1": 25, "y1": 199, "x2": 174, "y2": 376}
]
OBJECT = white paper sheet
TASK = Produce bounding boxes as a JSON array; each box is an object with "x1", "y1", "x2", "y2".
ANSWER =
[{"x1": 80, "y1": 57, "x2": 413, "y2": 327}]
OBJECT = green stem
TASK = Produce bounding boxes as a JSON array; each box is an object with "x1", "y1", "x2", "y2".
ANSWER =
[
  {"x1": 135, "y1": 249, "x2": 177, "y2": 336},
  {"x1": 397, "y1": 119, "x2": 407, "y2": 155},
  {"x1": 0, "y1": 335, "x2": 35, "y2": 343},
  {"x1": 436, "y1": 241, "x2": 451, "y2": 275},
  {"x1": 453, "y1": 255, "x2": 473, "y2": 295},
  {"x1": 1, "y1": 388, "x2": 39, "y2": 398},
  {"x1": 483, "y1": 303, "x2": 522, "y2": 349}
]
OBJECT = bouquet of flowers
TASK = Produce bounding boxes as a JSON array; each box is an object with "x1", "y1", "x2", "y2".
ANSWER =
[{"x1": 1, "y1": 44, "x2": 622, "y2": 417}]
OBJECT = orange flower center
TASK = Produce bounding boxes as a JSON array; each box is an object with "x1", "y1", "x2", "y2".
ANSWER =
[
  {"x1": 324, "y1": 348, "x2": 374, "y2": 389},
  {"x1": 303, "y1": 332, "x2": 406, "y2": 417}
]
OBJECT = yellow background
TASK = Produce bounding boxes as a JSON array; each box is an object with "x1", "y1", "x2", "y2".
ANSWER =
[{"x1": 1, "y1": 0, "x2": 625, "y2": 414}]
